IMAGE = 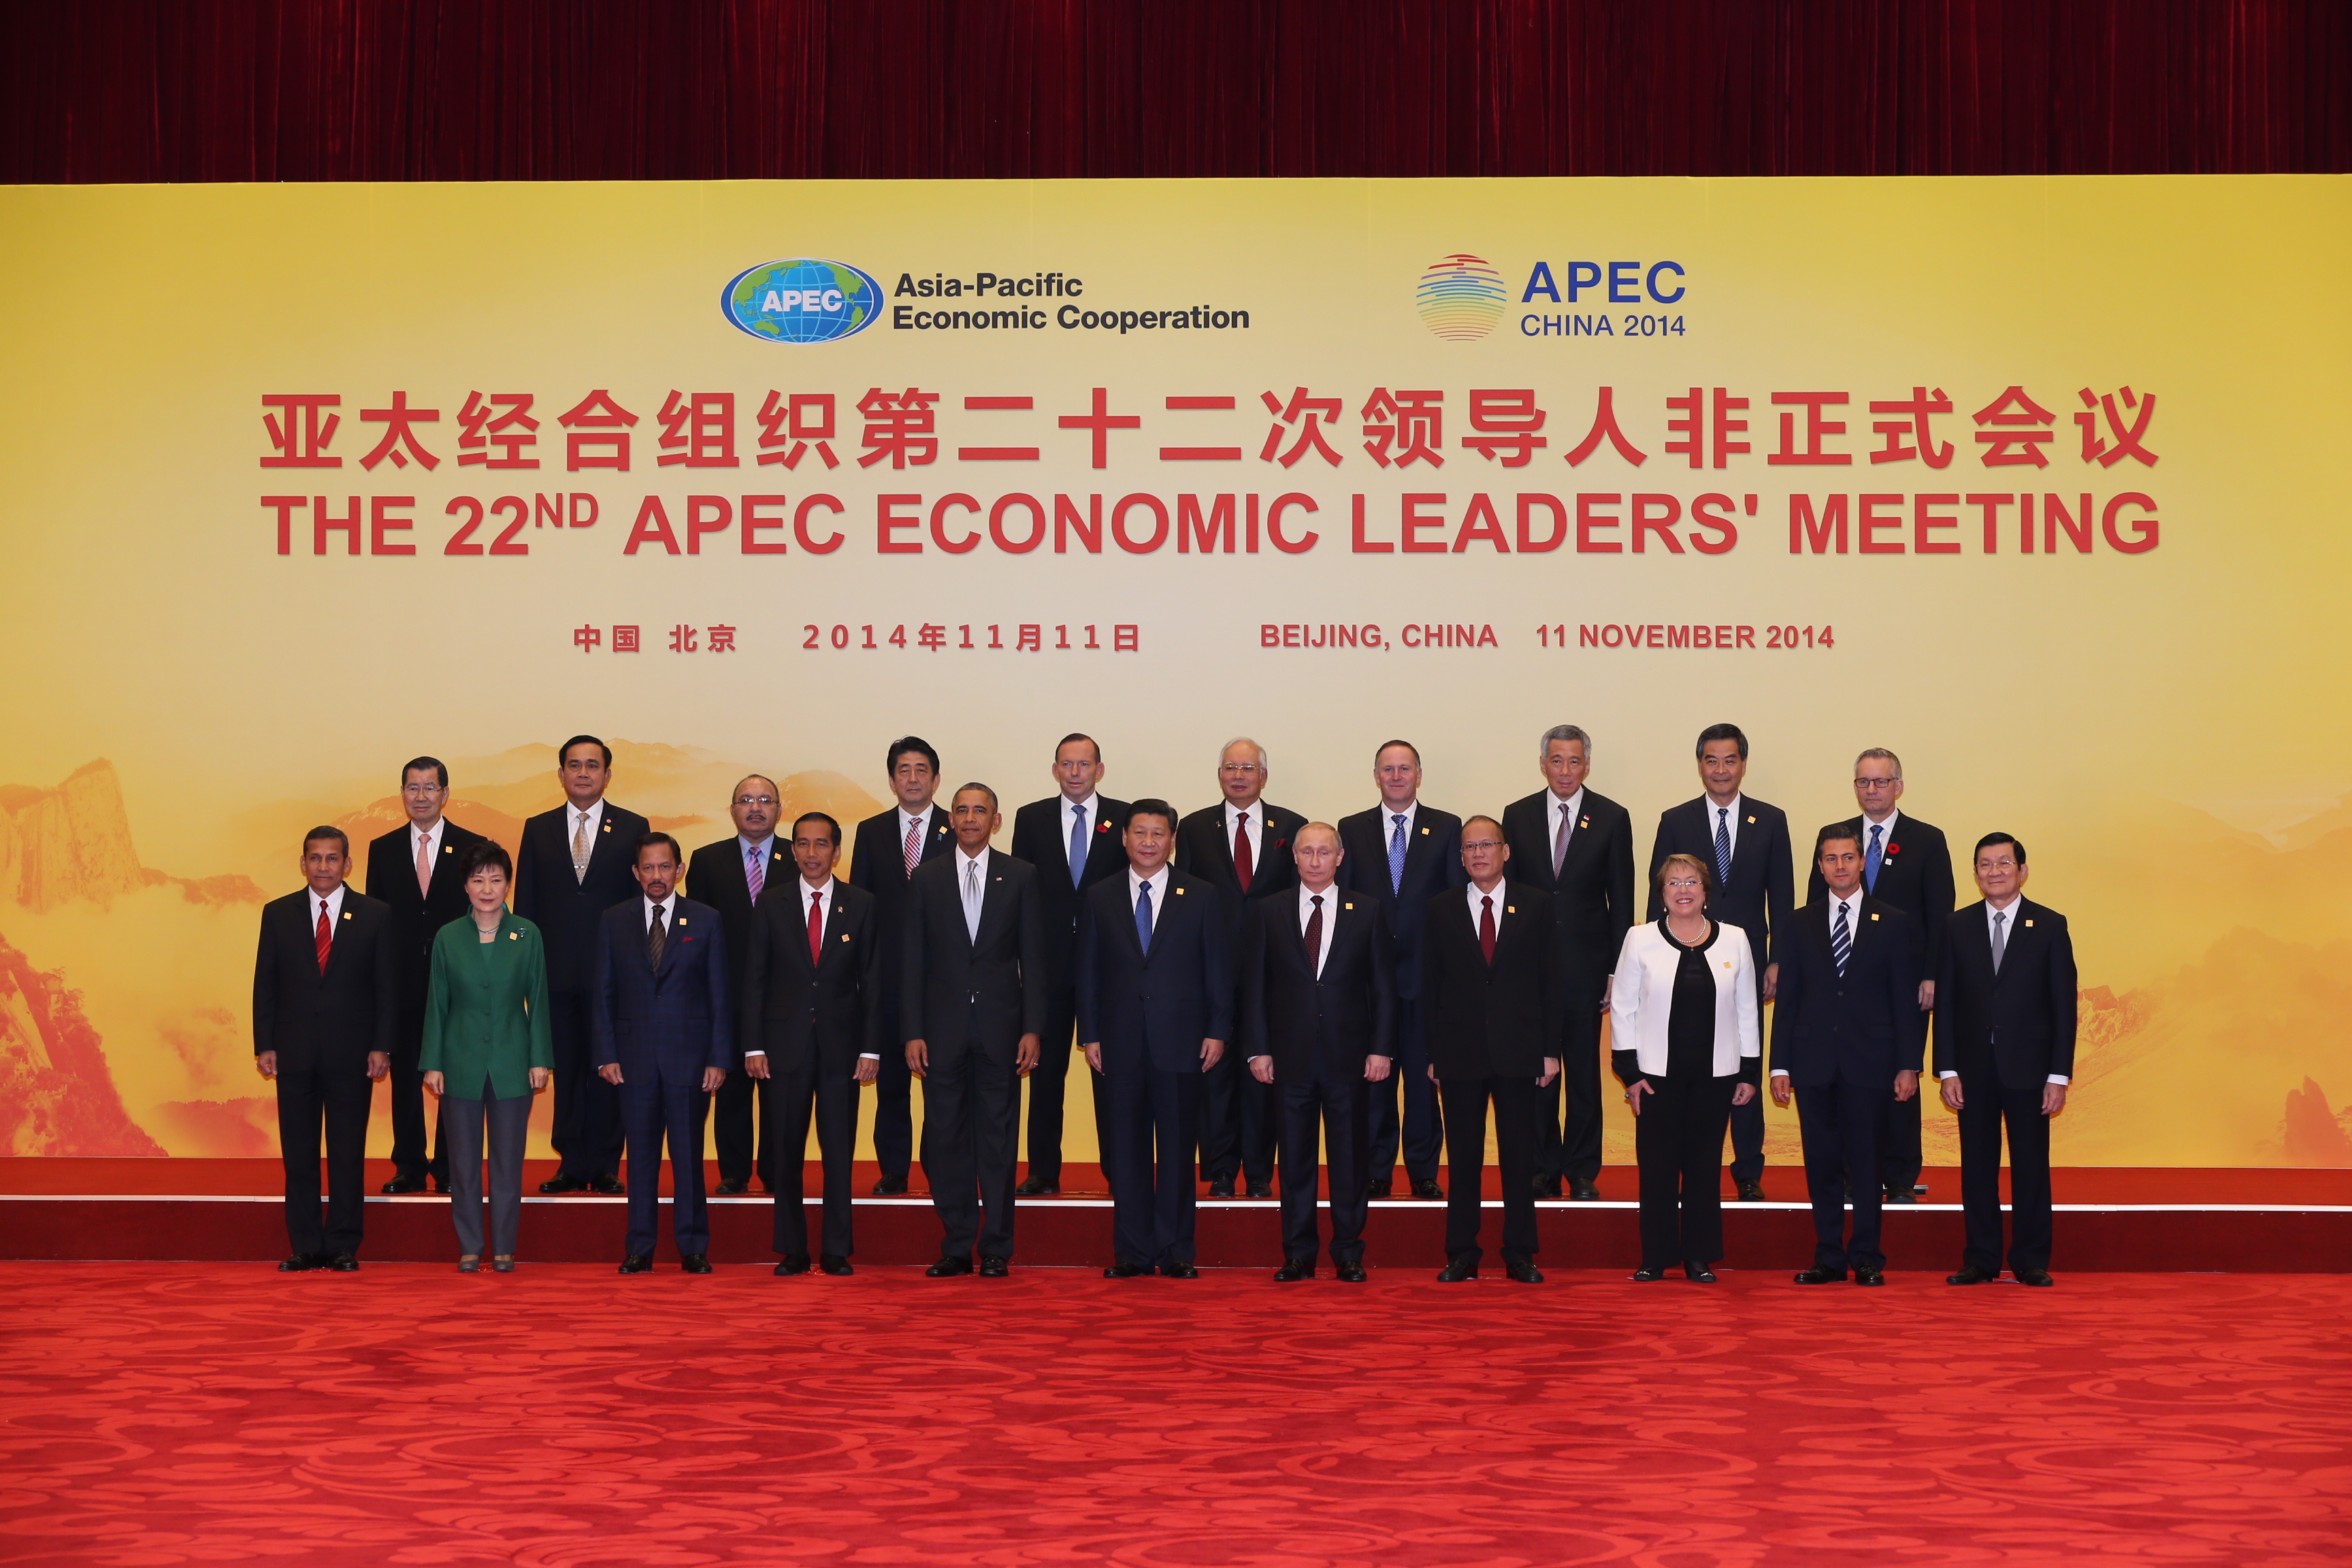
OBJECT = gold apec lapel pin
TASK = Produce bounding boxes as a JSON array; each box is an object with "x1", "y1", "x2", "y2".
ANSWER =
[
  {"x1": 1420, "y1": 827, "x2": 1428, "y2": 836},
  {"x1": 2024, "y1": 919, "x2": 2035, "y2": 928},
  {"x1": 1869, "y1": 912, "x2": 1880, "y2": 921},
  {"x1": 1746, "y1": 815, "x2": 1756, "y2": 825}
]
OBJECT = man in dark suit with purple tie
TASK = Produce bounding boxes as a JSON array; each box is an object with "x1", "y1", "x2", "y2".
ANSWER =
[{"x1": 683, "y1": 777, "x2": 793, "y2": 1194}]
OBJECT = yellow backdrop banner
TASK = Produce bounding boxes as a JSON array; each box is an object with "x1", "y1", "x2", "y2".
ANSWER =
[{"x1": 1, "y1": 176, "x2": 2346, "y2": 1169}]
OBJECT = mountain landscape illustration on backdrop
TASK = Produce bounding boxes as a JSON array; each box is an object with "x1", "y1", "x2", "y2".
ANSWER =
[{"x1": 1, "y1": 747, "x2": 2349, "y2": 1164}]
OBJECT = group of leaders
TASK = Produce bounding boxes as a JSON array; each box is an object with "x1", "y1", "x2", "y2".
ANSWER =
[{"x1": 252, "y1": 722, "x2": 2076, "y2": 1287}]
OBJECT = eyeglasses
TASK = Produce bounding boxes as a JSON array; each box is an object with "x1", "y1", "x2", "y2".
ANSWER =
[
  {"x1": 734, "y1": 795, "x2": 778, "y2": 808},
  {"x1": 1663, "y1": 878, "x2": 1703, "y2": 891},
  {"x1": 1220, "y1": 763, "x2": 1262, "y2": 775},
  {"x1": 1460, "y1": 839, "x2": 1504, "y2": 853},
  {"x1": 400, "y1": 783, "x2": 445, "y2": 796},
  {"x1": 1853, "y1": 777, "x2": 1901, "y2": 789}
]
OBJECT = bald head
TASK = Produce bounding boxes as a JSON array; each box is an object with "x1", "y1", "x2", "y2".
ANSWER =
[{"x1": 730, "y1": 774, "x2": 781, "y2": 839}]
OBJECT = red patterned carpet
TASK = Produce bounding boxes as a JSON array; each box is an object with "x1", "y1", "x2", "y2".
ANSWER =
[{"x1": 2, "y1": 1264, "x2": 2349, "y2": 1567}]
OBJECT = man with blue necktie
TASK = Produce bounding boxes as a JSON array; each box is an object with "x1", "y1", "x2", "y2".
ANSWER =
[
  {"x1": 1805, "y1": 748, "x2": 1955, "y2": 1205},
  {"x1": 1008, "y1": 734, "x2": 1130, "y2": 1194},
  {"x1": 1647, "y1": 723, "x2": 1793, "y2": 1202},
  {"x1": 1338, "y1": 740, "x2": 1463, "y2": 1200}
]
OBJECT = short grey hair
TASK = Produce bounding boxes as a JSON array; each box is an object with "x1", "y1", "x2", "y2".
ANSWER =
[
  {"x1": 1538, "y1": 724, "x2": 1592, "y2": 761},
  {"x1": 1854, "y1": 747, "x2": 1902, "y2": 777},
  {"x1": 1221, "y1": 736, "x2": 1269, "y2": 770}
]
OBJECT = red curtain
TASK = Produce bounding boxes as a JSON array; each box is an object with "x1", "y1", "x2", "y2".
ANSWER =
[{"x1": 6, "y1": 0, "x2": 2345, "y2": 182}]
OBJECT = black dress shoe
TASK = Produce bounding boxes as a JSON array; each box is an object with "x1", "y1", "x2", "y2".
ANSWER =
[
  {"x1": 1684, "y1": 1262, "x2": 1718, "y2": 1283},
  {"x1": 327, "y1": 1252, "x2": 359, "y2": 1272},
  {"x1": 1569, "y1": 1179, "x2": 1602, "y2": 1201},
  {"x1": 819, "y1": 1254, "x2": 854, "y2": 1275},
  {"x1": 619, "y1": 1254, "x2": 653, "y2": 1275},
  {"x1": 1735, "y1": 1179, "x2": 1767, "y2": 1202},
  {"x1": 1883, "y1": 1188, "x2": 1917, "y2": 1205},
  {"x1": 1206, "y1": 1177, "x2": 1236, "y2": 1198},
  {"x1": 539, "y1": 1173, "x2": 589, "y2": 1194},
  {"x1": 1855, "y1": 1265, "x2": 1885, "y2": 1286},
  {"x1": 1014, "y1": 1176, "x2": 1059, "y2": 1196},
  {"x1": 1244, "y1": 1180, "x2": 1274, "y2": 1199},
  {"x1": 1366, "y1": 1179, "x2": 1392, "y2": 1198},
  {"x1": 2015, "y1": 1267, "x2": 2055, "y2": 1288},
  {"x1": 1336, "y1": 1260, "x2": 1368, "y2": 1282},
  {"x1": 1437, "y1": 1255, "x2": 1479, "y2": 1282},
  {"x1": 429, "y1": 1173, "x2": 449, "y2": 1194},
  {"x1": 1946, "y1": 1263, "x2": 1995, "y2": 1285},
  {"x1": 1793, "y1": 1266, "x2": 1847, "y2": 1284},
  {"x1": 681, "y1": 1254, "x2": 713, "y2": 1274},
  {"x1": 277, "y1": 1254, "x2": 320, "y2": 1272},
  {"x1": 926, "y1": 1256, "x2": 973, "y2": 1277},
  {"x1": 1410, "y1": 1178, "x2": 1443, "y2": 1200},
  {"x1": 1274, "y1": 1256, "x2": 1315, "y2": 1282},
  {"x1": 774, "y1": 1254, "x2": 811, "y2": 1276},
  {"x1": 1103, "y1": 1261, "x2": 1151, "y2": 1278},
  {"x1": 589, "y1": 1173, "x2": 625, "y2": 1194},
  {"x1": 1631, "y1": 1264, "x2": 1668, "y2": 1282},
  {"x1": 1532, "y1": 1173, "x2": 1562, "y2": 1198},
  {"x1": 978, "y1": 1256, "x2": 1009, "y2": 1277},
  {"x1": 381, "y1": 1174, "x2": 427, "y2": 1194},
  {"x1": 715, "y1": 1178, "x2": 749, "y2": 1196},
  {"x1": 1160, "y1": 1261, "x2": 1200, "y2": 1279},
  {"x1": 1504, "y1": 1258, "x2": 1544, "y2": 1284},
  {"x1": 870, "y1": 1175, "x2": 908, "y2": 1196}
]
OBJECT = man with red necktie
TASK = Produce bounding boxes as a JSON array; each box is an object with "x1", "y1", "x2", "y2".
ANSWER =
[
  {"x1": 849, "y1": 736, "x2": 954, "y2": 1195},
  {"x1": 252, "y1": 828, "x2": 397, "y2": 1272},
  {"x1": 1176, "y1": 737, "x2": 1307, "y2": 1198}
]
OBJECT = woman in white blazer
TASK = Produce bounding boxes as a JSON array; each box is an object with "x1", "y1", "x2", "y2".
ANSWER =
[{"x1": 1610, "y1": 852, "x2": 1761, "y2": 1281}]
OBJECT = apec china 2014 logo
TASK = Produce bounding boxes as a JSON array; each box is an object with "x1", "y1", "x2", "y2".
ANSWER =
[{"x1": 721, "y1": 258, "x2": 883, "y2": 343}]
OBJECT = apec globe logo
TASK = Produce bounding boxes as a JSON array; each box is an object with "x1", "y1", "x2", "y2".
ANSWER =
[
  {"x1": 1415, "y1": 253, "x2": 1508, "y2": 340},
  {"x1": 721, "y1": 258, "x2": 883, "y2": 344}
]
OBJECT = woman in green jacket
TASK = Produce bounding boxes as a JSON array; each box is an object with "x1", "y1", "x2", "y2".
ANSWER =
[{"x1": 421, "y1": 839, "x2": 553, "y2": 1272}]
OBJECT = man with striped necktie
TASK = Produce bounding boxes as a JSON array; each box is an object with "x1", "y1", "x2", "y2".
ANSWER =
[
  {"x1": 849, "y1": 737, "x2": 954, "y2": 1194},
  {"x1": 684, "y1": 777, "x2": 792, "y2": 1194},
  {"x1": 1769, "y1": 826, "x2": 1923, "y2": 1286}
]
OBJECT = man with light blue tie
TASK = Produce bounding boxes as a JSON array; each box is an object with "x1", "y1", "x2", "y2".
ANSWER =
[
  {"x1": 1009, "y1": 735, "x2": 1130, "y2": 1194},
  {"x1": 683, "y1": 778, "x2": 793, "y2": 1194},
  {"x1": 1338, "y1": 741, "x2": 1464, "y2": 1199}
]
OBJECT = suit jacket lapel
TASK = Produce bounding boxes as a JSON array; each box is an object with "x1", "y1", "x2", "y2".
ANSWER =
[
  {"x1": 1394, "y1": 812, "x2": 1435, "y2": 900},
  {"x1": 968, "y1": 852, "x2": 1005, "y2": 949}
]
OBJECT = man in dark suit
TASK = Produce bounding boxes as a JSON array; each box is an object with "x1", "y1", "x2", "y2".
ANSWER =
[
  {"x1": 1175, "y1": 737, "x2": 1306, "y2": 1198},
  {"x1": 1007, "y1": 733, "x2": 1129, "y2": 1195},
  {"x1": 1771, "y1": 826, "x2": 1925, "y2": 1286},
  {"x1": 849, "y1": 736, "x2": 954, "y2": 1195},
  {"x1": 1936, "y1": 834, "x2": 2076, "y2": 1288},
  {"x1": 1648, "y1": 722, "x2": 1793, "y2": 1200},
  {"x1": 683, "y1": 776, "x2": 791, "y2": 1194},
  {"x1": 1337, "y1": 740, "x2": 1462, "y2": 1203},
  {"x1": 363, "y1": 755, "x2": 486, "y2": 1194},
  {"x1": 252, "y1": 828, "x2": 395, "y2": 1271},
  {"x1": 1241, "y1": 823, "x2": 1395, "y2": 1281},
  {"x1": 591, "y1": 832, "x2": 732, "y2": 1275},
  {"x1": 1078, "y1": 798, "x2": 1234, "y2": 1278},
  {"x1": 903, "y1": 785, "x2": 1048, "y2": 1276},
  {"x1": 514, "y1": 735, "x2": 648, "y2": 1195},
  {"x1": 1805, "y1": 747, "x2": 1956, "y2": 1205},
  {"x1": 1503, "y1": 724, "x2": 1635, "y2": 1201},
  {"x1": 742, "y1": 812, "x2": 884, "y2": 1275},
  {"x1": 1424, "y1": 817, "x2": 1561, "y2": 1283}
]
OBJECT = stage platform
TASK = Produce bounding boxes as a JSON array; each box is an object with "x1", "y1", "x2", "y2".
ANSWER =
[{"x1": 5, "y1": 1158, "x2": 2346, "y2": 1272}]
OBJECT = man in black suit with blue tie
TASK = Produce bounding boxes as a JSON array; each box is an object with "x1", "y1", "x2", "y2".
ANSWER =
[
  {"x1": 683, "y1": 777, "x2": 792, "y2": 1194},
  {"x1": 363, "y1": 755, "x2": 487, "y2": 1194},
  {"x1": 1242, "y1": 823, "x2": 1394, "y2": 1280},
  {"x1": 1936, "y1": 834, "x2": 2076, "y2": 1288},
  {"x1": 1007, "y1": 734, "x2": 1130, "y2": 1194},
  {"x1": 1648, "y1": 723, "x2": 1793, "y2": 1201},
  {"x1": 902, "y1": 784, "x2": 1049, "y2": 1276},
  {"x1": 515, "y1": 736, "x2": 649, "y2": 1196},
  {"x1": 1175, "y1": 738, "x2": 1306, "y2": 1198},
  {"x1": 1771, "y1": 826, "x2": 1924, "y2": 1286},
  {"x1": 849, "y1": 736, "x2": 955, "y2": 1195},
  {"x1": 1502, "y1": 724, "x2": 1635, "y2": 1202},
  {"x1": 593, "y1": 832, "x2": 731, "y2": 1274},
  {"x1": 1337, "y1": 740, "x2": 1461, "y2": 1200},
  {"x1": 1079, "y1": 798, "x2": 1234, "y2": 1278},
  {"x1": 1806, "y1": 748, "x2": 1956, "y2": 1205}
]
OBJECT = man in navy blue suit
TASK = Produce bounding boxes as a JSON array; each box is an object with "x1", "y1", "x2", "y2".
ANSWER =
[
  {"x1": 1078, "y1": 798, "x2": 1234, "y2": 1279},
  {"x1": 592, "y1": 832, "x2": 732, "y2": 1275},
  {"x1": 1770, "y1": 826, "x2": 1924, "y2": 1286},
  {"x1": 1648, "y1": 723, "x2": 1793, "y2": 1200}
]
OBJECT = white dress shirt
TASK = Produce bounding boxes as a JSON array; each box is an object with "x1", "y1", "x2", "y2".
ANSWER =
[
  {"x1": 1064, "y1": 793, "x2": 1100, "y2": 856},
  {"x1": 313, "y1": 883, "x2": 348, "y2": 930},
  {"x1": 1128, "y1": 864, "x2": 1170, "y2": 910},
  {"x1": 642, "y1": 893, "x2": 676, "y2": 933},
  {"x1": 957, "y1": 845, "x2": 989, "y2": 941},
  {"x1": 1222, "y1": 800, "x2": 1264, "y2": 872},
  {"x1": 1465, "y1": 879, "x2": 1507, "y2": 924},
  {"x1": 898, "y1": 806, "x2": 933, "y2": 870},
  {"x1": 570, "y1": 799, "x2": 606, "y2": 843},
  {"x1": 1296, "y1": 883, "x2": 1337, "y2": 977},
  {"x1": 1938, "y1": 896, "x2": 2066, "y2": 1084},
  {"x1": 1703, "y1": 792, "x2": 1742, "y2": 863},
  {"x1": 1774, "y1": 889, "x2": 1863, "y2": 1079},
  {"x1": 1548, "y1": 785, "x2": 1585, "y2": 845}
]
